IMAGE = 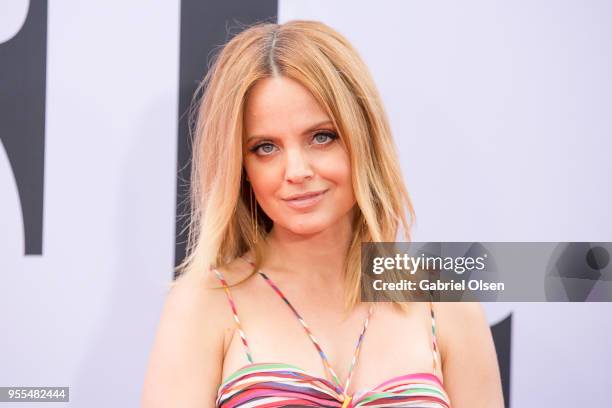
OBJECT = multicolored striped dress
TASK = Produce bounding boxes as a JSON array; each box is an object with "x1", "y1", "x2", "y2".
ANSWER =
[{"x1": 213, "y1": 265, "x2": 451, "y2": 408}]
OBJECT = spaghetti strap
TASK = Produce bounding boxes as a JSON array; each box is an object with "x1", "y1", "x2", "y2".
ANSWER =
[
  {"x1": 252, "y1": 263, "x2": 374, "y2": 396},
  {"x1": 429, "y1": 300, "x2": 440, "y2": 374},
  {"x1": 211, "y1": 267, "x2": 254, "y2": 364}
]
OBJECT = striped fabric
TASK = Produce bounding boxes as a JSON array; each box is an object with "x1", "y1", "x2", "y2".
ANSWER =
[{"x1": 213, "y1": 266, "x2": 451, "y2": 408}]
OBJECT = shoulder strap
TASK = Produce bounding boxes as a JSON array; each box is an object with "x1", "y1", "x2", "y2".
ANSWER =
[
  {"x1": 429, "y1": 301, "x2": 440, "y2": 374},
  {"x1": 212, "y1": 267, "x2": 254, "y2": 364},
  {"x1": 257, "y1": 268, "x2": 374, "y2": 395}
]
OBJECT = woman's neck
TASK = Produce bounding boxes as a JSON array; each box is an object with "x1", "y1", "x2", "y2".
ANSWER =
[{"x1": 261, "y1": 214, "x2": 354, "y2": 285}]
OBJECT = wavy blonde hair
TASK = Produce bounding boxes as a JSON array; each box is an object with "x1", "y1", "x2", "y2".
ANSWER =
[{"x1": 175, "y1": 20, "x2": 416, "y2": 311}]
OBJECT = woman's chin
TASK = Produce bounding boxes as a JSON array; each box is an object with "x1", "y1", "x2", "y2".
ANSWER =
[
  {"x1": 271, "y1": 212, "x2": 352, "y2": 237},
  {"x1": 280, "y1": 218, "x2": 330, "y2": 237}
]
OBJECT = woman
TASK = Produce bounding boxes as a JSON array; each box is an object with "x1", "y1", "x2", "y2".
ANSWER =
[{"x1": 142, "y1": 20, "x2": 503, "y2": 408}]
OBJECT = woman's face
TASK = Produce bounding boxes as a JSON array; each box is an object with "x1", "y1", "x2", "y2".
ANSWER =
[{"x1": 243, "y1": 76, "x2": 356, "y2": 236}]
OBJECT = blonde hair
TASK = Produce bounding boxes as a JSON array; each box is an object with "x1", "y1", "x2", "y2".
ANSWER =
[{"x1": 175, "y1": 20, "x2": 416, "y2": 311}]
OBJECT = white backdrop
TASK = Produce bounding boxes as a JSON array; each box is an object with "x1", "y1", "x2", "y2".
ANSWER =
[
  {"x1": 1, "y1": 1, "x2": 180, "y2": 407},
  {"x1": 1, "y1": 1, "x2": 610, "y2": 406}
]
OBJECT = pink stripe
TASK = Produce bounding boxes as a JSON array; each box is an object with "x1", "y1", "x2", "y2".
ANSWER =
[{"x1": 373, "y1": 372, "x2": 443, "y2": 391}]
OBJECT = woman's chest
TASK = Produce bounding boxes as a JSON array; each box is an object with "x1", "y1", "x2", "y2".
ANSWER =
[{"x1": 220, "y1": 300, "x2": 440, "y2": 392}]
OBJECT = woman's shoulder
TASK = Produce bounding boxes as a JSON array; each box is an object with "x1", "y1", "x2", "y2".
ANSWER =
[
  {"x1": 142, "y1": 266, "x2": 240, "y2": 406},
  {"x1": 431, "y1": 303, "x2": 504, "y2": 406},
  {"x1": 432, "y1": 302, "x2": 488, "y2": 357},
  {"x1": 432, "y1": 302, "x2": 499, "y2": 383},
  {"x1": 142, "y1": 258, "x2": 258, "y2": 406},
  {"x1": 207, "y1": 257, "x2": 260, "y2": 288},
  {"x1": 169, "y1": 258, "x2": 256, "y2": 317},
  {"x1": 433, "y1": 301, "x2": 487, "y2": 325},
  {"x1": 168, "y1": 267, "x2": 227, "y2": 316}
]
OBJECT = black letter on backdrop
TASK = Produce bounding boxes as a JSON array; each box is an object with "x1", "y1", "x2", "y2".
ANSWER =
[{"x1": 0, "y1": 1, "x2": 48, "y2": 255}]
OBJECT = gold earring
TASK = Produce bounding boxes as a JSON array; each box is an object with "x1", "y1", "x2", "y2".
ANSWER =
[{"x1": 250, "y1": 186, "x2": 258, "y2": 243}]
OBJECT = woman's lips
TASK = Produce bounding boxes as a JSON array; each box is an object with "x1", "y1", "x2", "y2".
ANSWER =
[{"x1": 282, "y1": 189, "x2": 328, "y2": 209}]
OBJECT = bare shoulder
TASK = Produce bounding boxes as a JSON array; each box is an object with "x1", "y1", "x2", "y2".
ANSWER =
[
  {"x1": 433, "y1": 302, "x2": 487, "y2": 338},
  {"x1": 141, "y1": 267, "x2": 235, "y2": 408},
  {"x1": 432, "y1": 302, "x2": 504, "y2": 408},
  {"x1": 433, "y1": 302, "x2": 489, "y2": 360}
]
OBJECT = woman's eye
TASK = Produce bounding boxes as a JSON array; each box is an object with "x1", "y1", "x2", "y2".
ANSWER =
[
  {"x1": 312, "y1": 132, "x2": 337, "y2": 145},
  {"x1": 252, "y1": 143, "x2": 277, "y2": 156}
]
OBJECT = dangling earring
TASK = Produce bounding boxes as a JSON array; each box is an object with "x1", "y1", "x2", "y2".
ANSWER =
[{"x1": 250, "y1": 185, "x2": 258, "y2": 243}]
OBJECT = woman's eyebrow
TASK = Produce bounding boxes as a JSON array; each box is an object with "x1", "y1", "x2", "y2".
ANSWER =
[
  {"x1": 246, "y1": 119, "x2": 334, "y2": 141},
  {"x1": 302, "y1": 119, "x2": 334, "y2": 134}
]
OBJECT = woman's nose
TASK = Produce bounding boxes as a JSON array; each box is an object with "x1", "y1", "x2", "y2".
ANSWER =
[{"x1": 284, "y1": 148, "x2": 314, "y2": 183}]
